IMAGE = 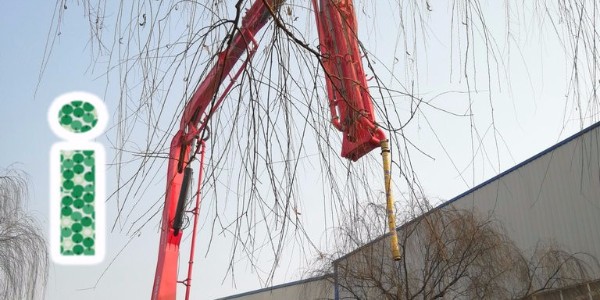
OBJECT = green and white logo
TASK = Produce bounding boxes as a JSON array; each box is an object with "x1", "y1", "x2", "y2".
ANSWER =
[{"x1": 49, "y1": 92, "x2": 107, "y2": 265}]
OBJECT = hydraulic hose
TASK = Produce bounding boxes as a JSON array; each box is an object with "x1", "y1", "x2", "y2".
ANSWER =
[{"x1": 173, "y1": 167, "x2": 193, "y2": 236}]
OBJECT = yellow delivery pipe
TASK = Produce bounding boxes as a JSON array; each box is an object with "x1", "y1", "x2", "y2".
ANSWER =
[{"x1": 381, "y1": 139, "x2": 402, "y2": 261}]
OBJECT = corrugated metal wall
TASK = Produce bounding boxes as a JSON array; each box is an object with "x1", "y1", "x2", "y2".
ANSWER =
[
  {"x1": 217, "y1": 276, "x2": 333, "y2": 300},
  {"x1": 452, "y1": 124, "x2": 600, "y2": 267}
]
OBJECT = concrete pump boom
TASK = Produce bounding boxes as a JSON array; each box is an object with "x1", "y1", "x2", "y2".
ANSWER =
[{"x1": 151, "y1": 1, "x2": 400, "y2": 299}]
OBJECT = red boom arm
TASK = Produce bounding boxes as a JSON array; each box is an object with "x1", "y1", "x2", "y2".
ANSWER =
[
  {"x1": 151, "y1": 1, "x2": 386, "y2": 299},
  {"x1": 312, "y1": 0, "x2": 386, "y2": 160}
]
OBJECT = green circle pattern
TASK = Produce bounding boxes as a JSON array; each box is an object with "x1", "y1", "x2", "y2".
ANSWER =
[
  {"x1": 58, "y1": 101, "x2": 98, "y2": 133},
  {"x1": 60, "y1": 150, "x2": 95, "y2": 256}
]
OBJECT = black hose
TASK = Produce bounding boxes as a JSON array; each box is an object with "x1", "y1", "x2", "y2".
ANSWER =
[{"x1": 173, "y1": 167, "x2": 192, "y2": 236}]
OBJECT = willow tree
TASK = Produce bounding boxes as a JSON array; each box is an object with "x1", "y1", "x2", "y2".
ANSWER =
[
  {"x1": 0, "y1": 169, "x2": 48, "y2": 300},
  {"x1": 309, "y1": 203, "x2": 599, "y2": 299},
  {"x1": 44, "y1": 0, "x2": 600, "y2": 287}
]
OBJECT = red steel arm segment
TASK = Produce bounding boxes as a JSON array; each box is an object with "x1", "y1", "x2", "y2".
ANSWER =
[
  {"x1": 151, "y1": 1, "x2": 284, "y2": 299},
  {"x1": 312, "y1": 0, "x2": 386, "y2": 161}
]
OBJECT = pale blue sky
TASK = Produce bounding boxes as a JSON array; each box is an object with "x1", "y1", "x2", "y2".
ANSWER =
[{"x1": 0, "y1": 1, "x2": 595, "y2": 300}]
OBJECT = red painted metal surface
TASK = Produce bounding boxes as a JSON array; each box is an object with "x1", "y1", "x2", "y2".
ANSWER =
[
  {"x1": 312, "y1": 0, "x2": 385, "y2": 161},
  {"x1": 152, "y1": 0, "x2": 386, "y2": 298},
  {"x1": 152, "y1": 131, "x2": 188, "y2": 300}
]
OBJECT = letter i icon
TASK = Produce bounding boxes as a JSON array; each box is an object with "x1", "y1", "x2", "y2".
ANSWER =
[{"x1": 49, "y1": 92, "x2": 107, "y2": 265}]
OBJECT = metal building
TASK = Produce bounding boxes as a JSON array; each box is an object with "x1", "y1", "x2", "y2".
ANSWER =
[
  {"x1": 216, "y1": 276, "x2": 333, "y2": 300},
  {"x1": 220, "y1": 121, "x2": 600, "y2": 299}
]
